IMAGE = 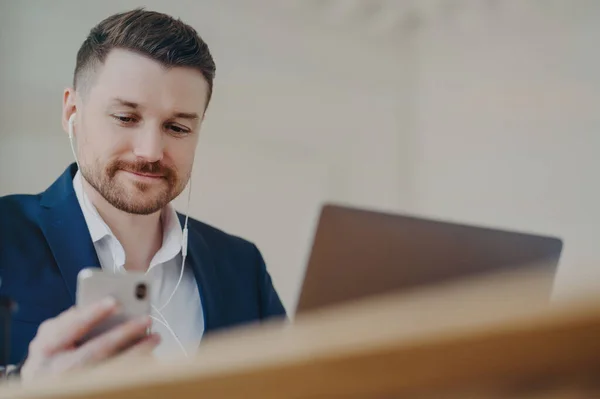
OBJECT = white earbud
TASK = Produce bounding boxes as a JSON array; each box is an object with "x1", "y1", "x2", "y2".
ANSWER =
[
  {"x1": 68, "y1": 113, "x2": 80, "y2": 170},
  {"x1": 68, "y1": 113, "x2": 76, "y2": 140}
]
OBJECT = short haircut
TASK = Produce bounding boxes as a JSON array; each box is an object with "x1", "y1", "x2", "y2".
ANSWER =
[{"x1": 73, "y1": 8, "x2": 216, "y2": 105}]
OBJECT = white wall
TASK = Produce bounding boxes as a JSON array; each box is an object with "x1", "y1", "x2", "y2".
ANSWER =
[
  {"x1": 0, "y1": 0, "x2": 412, "y2": 312},
  {"x1": 1, "y1": 0, "x2": 598, "y2": 310},
  {"x1": 411, "y1": 1, "x2": 600, "y2": 300}
]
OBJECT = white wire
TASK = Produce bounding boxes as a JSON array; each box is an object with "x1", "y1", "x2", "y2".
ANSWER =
[
  {"x1": 106, "y1": 236, "x2": 188, "y2": 357},
  {"x1": 71, "y1": 120, "x2": 120, "y2": 275},
  {"x1": 150, "y1": 313, "x2": 188, "y2": 357},
  {"x1": 70, "y1": 116, "x2": 190, "y2": 358},
  {"x1": 149, "y1": 177, "x2": 192, "y2": 357},
  {"x1": 157, "y1": 249, "x2": 186, "y2": 311},
  {"x1": 156, "y1": 178, "x2": 191, "y2": 312}
]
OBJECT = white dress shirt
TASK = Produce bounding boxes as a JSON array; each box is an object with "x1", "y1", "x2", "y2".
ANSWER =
[{"x1": 73, "y1": 171, "x2": 204, "y2": 358}]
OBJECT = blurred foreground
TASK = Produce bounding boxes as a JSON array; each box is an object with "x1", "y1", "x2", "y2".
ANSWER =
[{"x1": 1, "y1": 267, "x2": 599, "y2": 398}]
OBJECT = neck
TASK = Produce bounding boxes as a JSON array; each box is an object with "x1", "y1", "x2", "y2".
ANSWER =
[{"x1": 82, "y1": 179, "x2": 163, "y2": 272}]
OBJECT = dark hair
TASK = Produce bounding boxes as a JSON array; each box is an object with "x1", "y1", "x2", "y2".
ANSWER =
[{"x1": 74, "y1": 8, "x2": 216, "y2": 105}]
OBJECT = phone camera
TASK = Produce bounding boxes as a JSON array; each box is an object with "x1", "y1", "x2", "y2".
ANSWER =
[{"x1": 135, "y1": 283, "x2": 147, "y2": 300}]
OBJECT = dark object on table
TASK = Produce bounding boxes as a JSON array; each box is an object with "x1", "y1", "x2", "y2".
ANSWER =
[{"x1": 0, "y1": 296, "x2": 17, "y2": 377}]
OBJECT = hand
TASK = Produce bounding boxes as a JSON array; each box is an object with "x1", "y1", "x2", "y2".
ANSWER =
[{"x1": 21, "y1": 297, "x2": 160, "y2": 383}]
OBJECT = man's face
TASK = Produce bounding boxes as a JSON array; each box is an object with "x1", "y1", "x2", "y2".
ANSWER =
[{"x1": 63, "y1": 49, "x2": 209, "y2": 215}]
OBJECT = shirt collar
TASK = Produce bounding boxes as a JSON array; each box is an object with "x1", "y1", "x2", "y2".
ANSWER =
[
  {"x1": 73, "y1": 171, "x2": 183, "y2": 269},
  {"x1": 151, "y1": 201, "x2": 183, "y2": 269},
  {"x1": 73, "y1": 171, "x2": 112, "y2": 243}
]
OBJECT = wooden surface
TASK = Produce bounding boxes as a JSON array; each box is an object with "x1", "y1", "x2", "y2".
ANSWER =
[{"x1": 1, "y1": 268, "x2": 599, "y2": 398}]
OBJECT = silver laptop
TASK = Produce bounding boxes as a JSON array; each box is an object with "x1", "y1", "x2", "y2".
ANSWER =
[{"x1": 296, "y1": 204, "x2": 563, "y2": 314}]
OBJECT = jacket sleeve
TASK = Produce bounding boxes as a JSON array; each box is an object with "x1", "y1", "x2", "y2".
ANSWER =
[{"x1": 253, "y1": 245, "x2": 287, "y2": 320}]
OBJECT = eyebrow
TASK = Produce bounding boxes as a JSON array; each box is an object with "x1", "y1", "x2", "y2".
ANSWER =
[
  {"x1": 111, "y1": 98, "x2": 139, "y2": 109},
  {"x1": 110, "y1": 98, "x2": 200, "y2": 121},
  {"x1": 173, "y1": 111, "x2": 200, "y2": 121}
]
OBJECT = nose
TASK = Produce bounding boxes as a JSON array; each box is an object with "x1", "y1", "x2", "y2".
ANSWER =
[{"x1": 132, "y1": 127, "x2": 164, "y2": 163}]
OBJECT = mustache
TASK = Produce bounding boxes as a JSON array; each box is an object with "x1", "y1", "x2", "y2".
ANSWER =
[{"x1": 107, "y1": 160, "x2": 175, "y2": 180}]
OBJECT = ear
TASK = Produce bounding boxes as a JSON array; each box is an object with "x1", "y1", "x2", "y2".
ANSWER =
[{"x1": 62, "y1": 88, "x2": 77, "y2": 135}]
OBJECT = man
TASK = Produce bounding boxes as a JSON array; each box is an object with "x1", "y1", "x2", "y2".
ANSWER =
[{"x1": 0, "y1": 8, "x2": 286, "y2": 381}]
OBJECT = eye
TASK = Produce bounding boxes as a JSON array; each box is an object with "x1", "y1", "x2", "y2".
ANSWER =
[
  {"x1": 167, "y1": 124, "x2": 191, "y2": 135},
  {"x1": 112, "y1": 115, "x2": 138, "y2": 124}
]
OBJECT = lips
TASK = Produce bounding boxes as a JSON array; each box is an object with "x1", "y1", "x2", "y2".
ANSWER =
[
  {"x1": 122, "y1": 170, "x2": 165, "y2": 179},
  {"x1": 128, "y1": 171, "x2": 163, "y2": 178}
]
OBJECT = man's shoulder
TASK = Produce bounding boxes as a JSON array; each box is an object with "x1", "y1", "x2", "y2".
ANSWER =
[
  {"x1": 180, "y1": 215, "x2": 262, "y2": 264},
  {"x1": 0, "y1": 193, "x2": 43, "y2": 223},
  {"x1": 184, "y1": 216, "x2": 257, "y2": 251},
  {"x1": 0, "y1": 194, "x2": 46, "y2": 255}
]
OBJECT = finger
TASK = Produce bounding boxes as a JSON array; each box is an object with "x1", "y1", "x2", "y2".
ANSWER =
[
  {"x1": 67, "y1": 316, "x2": 152, "y2": 368},
  {"x1": 117, "y1": 333, "x2": 161, "y2": 359},
  {"x1": 67, "y1": 334, "x2": 161, "y2": 378},
  {"x1": 39, "y1": 297, "x2": 119, "y2": 354}
]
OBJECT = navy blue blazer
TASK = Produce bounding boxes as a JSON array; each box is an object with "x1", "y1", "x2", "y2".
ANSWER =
[{"x1": 0, "y1": 164, "x2": 286, "y2": 364}]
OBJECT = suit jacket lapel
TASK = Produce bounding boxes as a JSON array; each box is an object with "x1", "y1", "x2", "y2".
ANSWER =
[
  {"x1": 39, "y1": 164, "x2": 101, "y2": 303},
  {"x1": 177, "y1": 214, "x2": 224, "y2": 332},
  {"x1": 38, "y1": 165, "x2": 223, "y2": 330}
]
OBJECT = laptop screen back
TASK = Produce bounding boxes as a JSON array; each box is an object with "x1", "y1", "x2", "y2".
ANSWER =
[{"x1": 296, "y1": 205, "x2": 562, "y2": 314}]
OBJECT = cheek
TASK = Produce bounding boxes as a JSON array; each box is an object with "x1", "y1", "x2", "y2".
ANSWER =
[
  {"x1": 80, "y1": 124, "x2": 130, "y2": 162},
  {"x1": 166, "y1": 138, "x2": 197, "y2": 173},
  {"x1": 78, "y1": 132, "x2": 102, "y2": 164}
]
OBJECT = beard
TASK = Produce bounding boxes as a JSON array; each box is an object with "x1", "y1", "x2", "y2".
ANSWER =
[{"x1": 80, "y1": 159, "x2": 187, "y2": 215}]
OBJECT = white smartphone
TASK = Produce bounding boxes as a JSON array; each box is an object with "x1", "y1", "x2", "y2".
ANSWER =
[{"x1": 76, "y1": 268, "x2": 152, "y2": 343}]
